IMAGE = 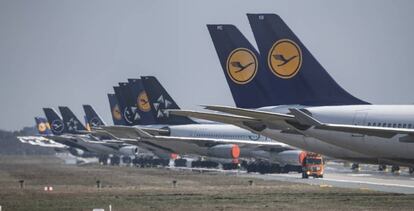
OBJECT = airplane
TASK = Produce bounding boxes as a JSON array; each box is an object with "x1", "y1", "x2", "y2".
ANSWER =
[
  {"x1": 107, "y1": 79, "x2": 179, "y2": 163},
  {"x1": 17, "y1": 117, "x2": 67, "y2": 148},
  {"x1": 17, "y1": 117, "x2": 99, "y2": 158},
  {"x1": 107, "y1": 93, "x2": 127, "y2": 126},
  {"x1": 42, "y1": 107, "x2": 141, "y2": 164},
  {"x1": 83, "y1": 104, "x2": 106, "y2": 129},
  {"x1": 186, "y1": 19, "x2": 374, "y2": 165},
  {"x1": 171, "y1": 14, "x2": 413, "y2": 173},
  {"x1": 102, "y1": 76, "x2": 306, "y2": 173}
]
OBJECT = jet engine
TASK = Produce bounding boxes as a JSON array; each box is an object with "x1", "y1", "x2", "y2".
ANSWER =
[
  {"x1": 118, "y1": 146, "x2": 139, "y2": 156},
  {"x1": 207, "y1": 144, "x2": 240, "y2": 159},
  {"x1": 272, "y1": 150, "x2": 305, "y2": 166}
]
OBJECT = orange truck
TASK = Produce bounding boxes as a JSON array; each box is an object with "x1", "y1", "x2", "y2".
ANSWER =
[{"x1": 300, "y1": 152, "x2": 324, "y2": 179}]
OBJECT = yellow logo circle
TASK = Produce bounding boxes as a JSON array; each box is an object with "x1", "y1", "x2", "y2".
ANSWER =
[
  {"x1": 38, "y1": 123, "x2": 47, "y2": 133},
  {"x1": 268, "y1": 39, "x2": 302, "y2": 79},
  {"x1": 112, "y1": 104, "x2": 122, "y2": 121},
  {"x1": 226, "y1": 48, "x2": 258, "y2": 84},
  {"x1": 137, "y1": 91, "x2": 151, "y2": 112}
]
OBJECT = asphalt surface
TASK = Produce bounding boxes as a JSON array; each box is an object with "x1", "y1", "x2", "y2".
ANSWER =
[{"x1": 239, "y1": 162, "x2": 414, "y2": 194}]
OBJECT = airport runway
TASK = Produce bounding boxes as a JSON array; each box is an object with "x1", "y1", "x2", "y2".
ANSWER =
[
  {"x1": 59, "y1": 155, "x2": 414, "y2": 195},
  {"x1": 240, "y1": 163, "x2": 414, "y2": 194}
]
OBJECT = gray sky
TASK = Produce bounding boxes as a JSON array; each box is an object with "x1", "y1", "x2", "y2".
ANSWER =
[{"x1": 1, "y1": 0, "x2": 414, "y2": 131}]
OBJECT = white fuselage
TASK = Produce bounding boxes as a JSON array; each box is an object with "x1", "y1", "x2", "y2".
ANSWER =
[
  {"x1": 169, "y1": 124, "x2": 273, "y2": 142},
  {"x1": 253, "y1": 105, "x2": 378, "y2": 164},
  {"x1": 165, "y1": 124, "x2": 301, "y2": 165},
  {"x1": 300, "y1": 105, "x2": 414, "y2": 166}
]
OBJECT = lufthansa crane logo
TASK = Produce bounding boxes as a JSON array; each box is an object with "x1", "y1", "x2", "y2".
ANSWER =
[
  {"x1": 226, "y1": 48, "x2": 258, "y2": 84},
  {"x1": 268, "y1": 39, "x2": 302, "y2": 79},
  {"x1": 137, "y1": 91, "x2": 151, "y2": 112},
  {"x1": 90, "y1": 117, "x2": 101, "y2": 127},
  {"x1": 112, "y1": 104, "x2": 122, "y2": 121},
  {"x1": 51, "y1": 119, "x2": 64, "y2": 133},
  {"x1": 37, "y1": 122, "x2": 47, "y2": 133}
]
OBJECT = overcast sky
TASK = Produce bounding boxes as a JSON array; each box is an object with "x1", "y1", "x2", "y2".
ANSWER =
[{"x1": 0, "y1": 0, "x2": 413, "y2": 131}]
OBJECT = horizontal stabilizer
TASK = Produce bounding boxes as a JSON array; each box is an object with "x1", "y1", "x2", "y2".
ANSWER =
[
  {"x1": 203, "y1": 105, "x2": 294, "y2": 122},
  {"x1": 289, "y1": 108, "x2": 322, "y2": 126}
]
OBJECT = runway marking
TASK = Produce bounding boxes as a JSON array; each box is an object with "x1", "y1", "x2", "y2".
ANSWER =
[
  {"x1": 266, "y1": 173, "x2": 414, "y2": 189},
  {"x1": 347, "y1": 174, "x2": 372, "y2": 177},
  {"x1": 321, "y1": 178, "x2": 414, "y2": 189},
  {"x1": 245, "y1": 173, "x2": 414, "y2": 194}
]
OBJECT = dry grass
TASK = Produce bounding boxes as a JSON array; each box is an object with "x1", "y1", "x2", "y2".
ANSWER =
[{"x1": 0, "y1": 156, "x2": 413, "y2": 210}]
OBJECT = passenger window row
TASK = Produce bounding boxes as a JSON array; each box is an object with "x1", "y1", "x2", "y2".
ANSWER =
[{"x1": 367, "y1": 122, "x2": 412, "y2": 128}]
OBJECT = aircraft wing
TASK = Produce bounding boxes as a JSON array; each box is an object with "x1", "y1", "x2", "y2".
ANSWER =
[
  {"x1": 169, "y1": 109, "x2": 302, "y2": 136},
  {"x1": 169, "y1": 110, "x2": 264, "y2": 131},
  {"x1": 88, "y1": 129, "x2": 122, "y2": 140},
  {"x1": 103, "y1": 126, "x2": 293, "y2": 154},
  {"x1": 101, "y1": 125, "x2": 151, "y2": 140},
  {"x1": 200, "y1": 106, "x2": 404, "y2": 139},
  {"x1": 45, "y1": 135, "x2": 92, "y2": 152},
  {"x1": 289, "y1": 108, "x2": 414, "y2": 140},
  {"x1": 17, "y1": 136, "x2": 67, "y2": 148},
  {"x1": 203, "y1": 105, "x2": 295, "y2": 122}
]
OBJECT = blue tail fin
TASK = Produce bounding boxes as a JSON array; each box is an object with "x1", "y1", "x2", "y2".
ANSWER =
[
  {"x1": 127, "y1": 78, "x2": 156, "y2": 125},
  {"x1": 58, "y1": 106, "x2": 87, "y2": 133},
  {"x1": 34, "y1": 117, "x2": 53, "y2": 135},
  {"x1": 107, "y1": 93, "x2": 126, "y2": 125},
  {"x1": 246, "y1": 13, "x2": 368, "y2": 106},
  {"x1": 207, "y1": 24, "x2": 272, "y2": 108},
  {"x1": 119, "y1": 82, "x2": 143, "y2": 125},
  {"x1": 83, "y1": 105, "x2": 106, "y2": 128},
  {"x1": 115, "y1": 83, "x2": 150, "y2": 126},
  {"x1": 141, "y1": 76, "x2": 196, "y2": 125},
  {"x1": 113, "y1": 86, "x2": 134, "y2": 126},
  {"x1": 43, "y1": 108, "x2": 66, "y2": 135}
]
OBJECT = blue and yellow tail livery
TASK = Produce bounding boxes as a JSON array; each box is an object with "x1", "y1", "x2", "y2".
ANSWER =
[
  {"x1": 246, "y1": 14, "x2": 368, "y2": 106},
  {"x1": 107, "y1": 93, "x2": 126, "y2": 126},
  {"x1": 127, "y1": 78, "x2": 156, "y2": 125},
  {"x1": 207, "y1": 24, "x2": 271, "y2": 109},
  {"x1": 34, "y1": 117, "x2": 52, "y2": 135}
]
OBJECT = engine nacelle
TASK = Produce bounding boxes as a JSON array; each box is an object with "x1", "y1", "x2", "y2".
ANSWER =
[
  {"x1": 118, "y1": 146, "x2": 138, "y2": 156},
  {"x1": 271, "y1": 150, "x2": 305, "y2": 166},
  {"x1": 207, "y1": 144, "x2": 240, "y2": 159},
  {"x1": 68, "y1": 147, "x2": 85, "y2": 156}
]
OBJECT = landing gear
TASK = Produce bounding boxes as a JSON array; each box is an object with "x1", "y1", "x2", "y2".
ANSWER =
[
  {"x1": 151, "y1": 158, "x2": 169, "y2": 167},
  {"x1": 222, "y1": 163, "x2": 239, "y2": 170},
  {"x1": 110, "y1": 156, "x2": 121, "y2": 165},
  {"x1": 391, "y1": 165, "x2": 400, "y2": 174},
  {"x1": 133, "y1": 157, "x2": 168, "y2": 167},
  {"x1": 174, "y1": 159, "x2": 187, "y2": 167},
  {"x1": 98, "y1": 156, "x2": 109, "y2": 165},
  {"x1": 122, "y1": 156, "x2": 132, "y2": 165},
  {"x1": 191, "y1": 160, "x2": 219, "y2": 168},
  {"x1": 245, "y1": 161, "x2": 269, "y2": 174},
  {"x1": 302, "y1": 172, "x2": 309, "y2": 179},
  {"x1": 245, "y1": 161, "x2": 299, "y2": 174},
  {"x1": 378, "y1": 164, "x2": 387, "y2": 172},
  {"x1": 351, "y1": 163, "x2": 360, "y2": 171}
]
